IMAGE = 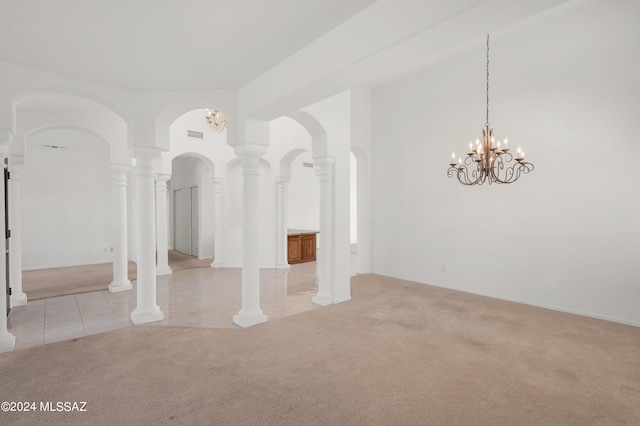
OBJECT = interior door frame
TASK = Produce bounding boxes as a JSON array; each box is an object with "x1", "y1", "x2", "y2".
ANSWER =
[
  {"x1": 4, "y1": 158, "x2": 10, "y2": 317},
  {"x1": 173, "y1": 185, "x2": 199, "y2": 257}
]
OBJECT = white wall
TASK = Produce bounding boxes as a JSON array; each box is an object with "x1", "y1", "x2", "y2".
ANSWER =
[
  {"x1": 22, "y1": 129, "x2": 113, "y2": 269},
  {"x1": 350, "y1": 152, "x2": 357, "y2": 243},
  {"x1": 371, "y1": 1, "x2": 640, "y2": 325},
  {"x1": 287, "y1": 151, "x2": 319, "y2": 231}
]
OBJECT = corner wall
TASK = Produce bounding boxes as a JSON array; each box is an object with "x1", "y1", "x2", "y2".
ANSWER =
[{"x1": 371, "y1": 1, "x2": 640, "y2": 325}]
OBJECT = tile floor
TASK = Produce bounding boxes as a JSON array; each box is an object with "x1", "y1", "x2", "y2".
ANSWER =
[{"x1": 8, "y1": 252, "x2": 358, "y2": 352}]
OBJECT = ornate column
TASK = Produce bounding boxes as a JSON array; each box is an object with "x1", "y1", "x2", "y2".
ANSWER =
[
  {"x1": 130, "y1": 148, "x2": 164, "y2": 324},
  {"x1": 108, "y1": 165, "x2": 133, "y2": 292},
  {"x1": 210, "y1": 178, "x2": 223, "y2": 268},
  {"x1": 0, "y1": 131, "x2": 15, "y2": 353},
  {"x1": 312, "y1": 156, "x2": 335, "y2": 306},
  {"x1": 155, "y1": 173, "x2": 172, "y2": 275},
  {"x1": 275, "y1": 177, "x2": 290, "y2": 270},
  {"x1": 9, "y1": 156, "x2": 27, "y2": 305},
  {"x1": 233, "y1": 144, "x2": 268, "y2": 328}
]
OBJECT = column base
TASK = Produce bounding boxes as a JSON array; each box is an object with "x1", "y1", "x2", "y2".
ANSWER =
[
  {"x1": 11, "y1": 292, "x2": 27, "y2": 307},
  {"x1": 131, "y1": 306, "x2": 164, "y2": 324},
  {"x1": 109, "y1": 280, "x2": 132, "y2": 293},
  {"x1": 0, "y1": 332, "x2": 16, "y2": 353},
  {"x1": 233, "y1": 310, "x2": 268, "y2": 328},
  {"x1": 333, "y1": 295, "x2": 352, "y2": 304},
  {"x1": 312, "y1": 293, "x2": 334, "y2": 306},
  {"x1": 276, "y1": 262, "x2": 291, "y2": 270},
  {"x1": 156, "y1": 266, "x2": 172, "y2": 276},
  {"x1": 210, "y1": 260, "x2": 223, "y2": 269}
]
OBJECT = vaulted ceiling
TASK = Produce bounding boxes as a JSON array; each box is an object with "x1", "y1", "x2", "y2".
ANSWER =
[
  {"x1": 1, "y1": 0, "x2": 580, "y2": 98},
  {"x1": 0, "y1": 0, "x2": 376, "y2": 91}
]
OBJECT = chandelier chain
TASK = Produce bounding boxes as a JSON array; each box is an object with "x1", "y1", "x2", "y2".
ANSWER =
[{"x1": 486, "y1": 34, "x2": 490, "y2": 128}]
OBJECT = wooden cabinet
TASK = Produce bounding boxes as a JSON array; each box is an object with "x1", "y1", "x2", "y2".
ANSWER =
[{"x1": 287, "y1": 230, "x2": 317, "y2": 264}]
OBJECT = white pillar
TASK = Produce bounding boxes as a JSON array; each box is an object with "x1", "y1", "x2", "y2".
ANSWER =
[
  {"x1": 233, "y1": 145, "x2": 267, "y2": 328},
  {"x1": 0, "y1": 131, "x2": 15, "y2": 353},
  {"x1": 210, "y1": 178, "x2": 223, "y2": 268},
  {"x1": 130, "y1": 149, "x2": 164, "y2": 324},
  {"x1": 155, "y1": 173, "x2": 172, "y2": 275},
  {"x1": 275, "y1": 177, "x2": 290, "y2": 270},
  {"x1": 356, "y1": 154, "x2": 372, "y2": 274},
  {"x1": 313, "y1": 156, "x2": 335, "y2": 306},
  {"x1": 109, "y1": 165, "x2": 133, "y2": 292},
  {"x1": 9, "y1": 156, "x2": 26, "y2": 306}
]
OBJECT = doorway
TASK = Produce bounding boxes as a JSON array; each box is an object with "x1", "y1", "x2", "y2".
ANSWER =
[
  {"x1": 4, "y1": 158, "x2": 9, "y2": 316},
  {"x1": 174, "y1": 186, "x2": 198, "y2": 257}
]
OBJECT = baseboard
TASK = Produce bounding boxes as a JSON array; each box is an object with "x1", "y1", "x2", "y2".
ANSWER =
[{"x1": 23, "y1": 260, "x2": 122, "y2": 271}]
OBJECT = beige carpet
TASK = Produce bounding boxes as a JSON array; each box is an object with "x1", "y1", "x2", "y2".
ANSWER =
[
  {"x1": 1, "y1": 274, "x2": 639, "y2": 425},
  {"x1": 21, "y1": 251, "x2": 212, "y2": 301}
]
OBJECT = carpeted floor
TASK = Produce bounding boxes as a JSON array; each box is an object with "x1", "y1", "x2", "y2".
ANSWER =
[
  {"x1": 22, "y1": 251, "x2": 212, "y2": 300},
  {"x1": 1, "y1": 274, "x2": 639, "y2": 425}
]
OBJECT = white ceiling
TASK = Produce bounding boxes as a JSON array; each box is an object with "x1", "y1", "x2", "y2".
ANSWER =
[
  {"x1": 0, "y1": 0, "x2": 376, "y2": 91},
  {"x1": 2, "y1": 0, "x2": 591, "y2": 114},
  {"x1": 17, "y1": 94, "x2": 108, "y2": 110}
]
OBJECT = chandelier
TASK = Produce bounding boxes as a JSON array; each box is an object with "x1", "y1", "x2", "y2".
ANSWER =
[
  {"x1": 205, "y1": 109, "x2": 227, "y2": 132},
  {"x1": 448, "y1": 34, "x2": 533, "y2": 185}
]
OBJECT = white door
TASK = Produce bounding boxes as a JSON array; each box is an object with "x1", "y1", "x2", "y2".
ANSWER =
[
  {"x1": 191, "y1": 186, "x2": 199, "y2": 257},
  {"x1": 174, "y1": 188, "x2": 192, "y2": 255}
]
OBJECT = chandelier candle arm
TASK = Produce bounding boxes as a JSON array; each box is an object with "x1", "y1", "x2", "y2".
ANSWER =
[{"x1": 447, "y1": 34, "x2": 533, "y2": 186}]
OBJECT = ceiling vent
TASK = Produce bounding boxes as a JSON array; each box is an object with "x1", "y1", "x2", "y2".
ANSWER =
[
  {"x1": 187, "y1": 130, "x2": 204, "y2": 139},
  {"x1": 303, "y1": 162, "x2": 314, "y2": 168},
  {"x1": 43, "y1": 144, "x2": 67, "y2": 149}
]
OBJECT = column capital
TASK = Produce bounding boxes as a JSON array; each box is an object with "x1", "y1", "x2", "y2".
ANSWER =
[
  {"x1": 211, "y1": 177, "x2": 222, "y2": 193},
  {"x1": 130, "y1": 146, "x2": 162, "y2": 160},
  {"x1": 155, "y1": 174, "x2": 170, "y2": 193},
  {"x1": 0, "y1": 129, "x2": 12, "y2": 144},
  {"x1": 0, "y1": 130, "x2": 12, "y2": 160},
  {"x1": 240, "y1": 153, "x2": 261, "y2": 176},
  {"x1": 233, "y1": 143, "x2": 267, "y2": 158},
  {"x1": 276, "y1": 176, "x2": 289, "y2": 192},
  {"x1": 10, "y1": 155, "x2": 25, "y2": 180},
  {"x1": 314, "y1": 155, "x2": 335, "y2": 181},
  {"x1": 10, "y1": 155, "x2": 24, "y2": 166},
  {"x1": 134, "y1": 157, "x2": 156, "y2": 176},
  {"x1": 155, "y1": 173, "x2": 170, "y2": 183},
  {"x1": 313, "y1": 155, "x2": 335, "y2": 167},
  {"x1": 109, "y1": 163, "x2": 131, "y2": 174}
]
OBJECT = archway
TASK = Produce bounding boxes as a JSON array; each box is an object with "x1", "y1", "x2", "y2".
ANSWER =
[
  {"x1": 160, "y1": 108, "x2": 233, "y2": 271},
  {"x1": 21, "y1": 127, "x2": 115, "y2": 299},
  {"x1": 273, "y1": 113, "x2": 335, "y2": 305}
]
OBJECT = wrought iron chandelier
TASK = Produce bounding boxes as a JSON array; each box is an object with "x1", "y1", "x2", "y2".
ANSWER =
[
  {"x1": 205, "y1": 109, "x2": 227, "y2": 132},
  {"x1": 448, "y1": 34, "x2": 533, "y2": 185}
]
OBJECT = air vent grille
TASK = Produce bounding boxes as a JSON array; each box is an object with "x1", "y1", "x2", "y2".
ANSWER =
[
  {"x1": 303, "y1": 162, "x2": 314, "y2": 168},
  {"x1": 187, "y1": 130, "x2": 204, "y2": 139}
]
